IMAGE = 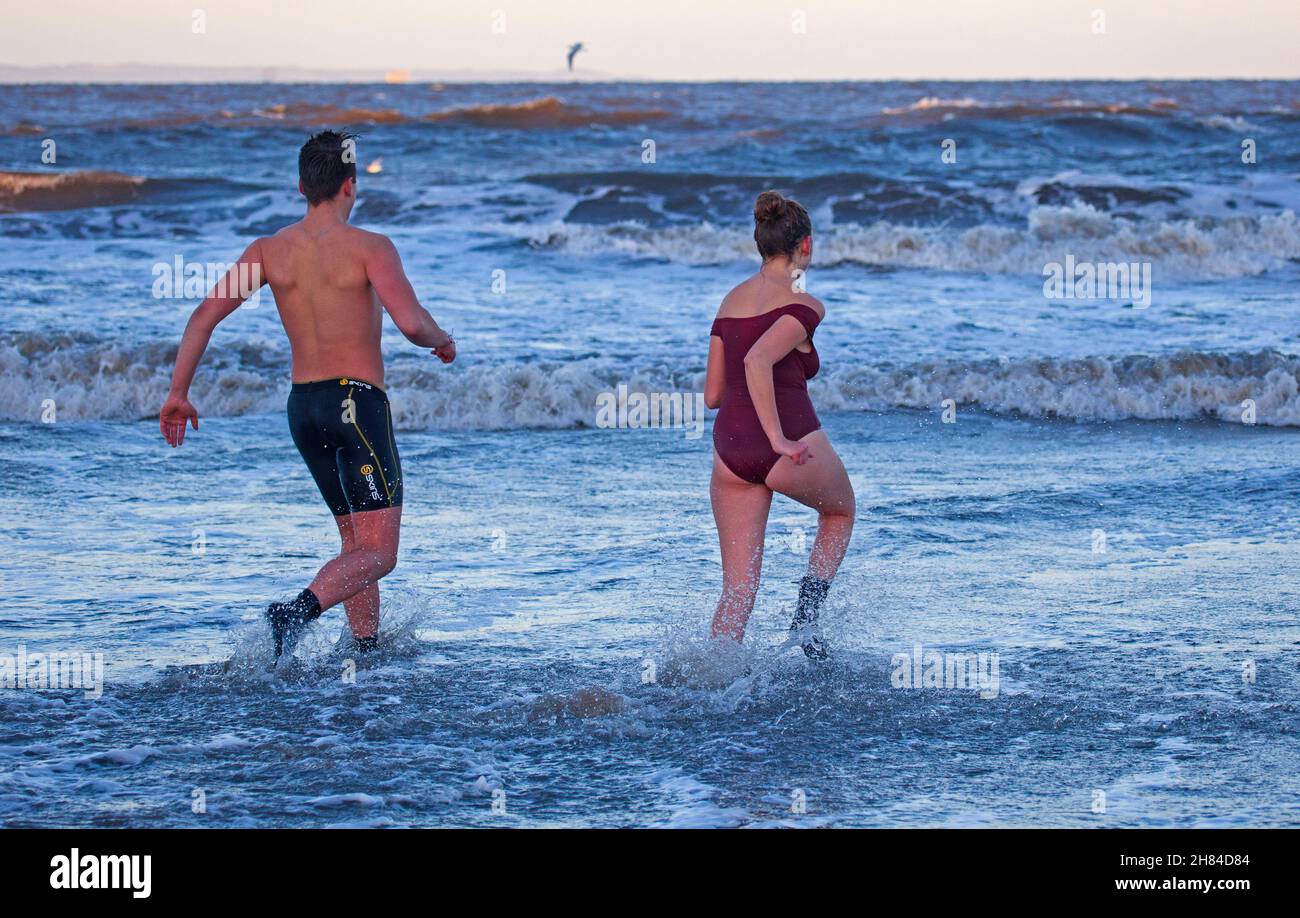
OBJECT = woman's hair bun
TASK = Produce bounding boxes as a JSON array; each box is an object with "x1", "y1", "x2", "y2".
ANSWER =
[
  {"x1": 752, "y1": 190, "x2": 812, "y2": 259},
  {"x1": 754, "y1": 190, "x2": 788, "y2": 223}
]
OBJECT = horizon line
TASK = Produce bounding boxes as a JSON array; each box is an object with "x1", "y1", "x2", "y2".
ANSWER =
[{"x1": 2, "y1": 63, "x2": 1298, "y2": 84}]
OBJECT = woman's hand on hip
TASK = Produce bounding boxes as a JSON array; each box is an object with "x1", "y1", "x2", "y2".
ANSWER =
[{"x1": 772, "y1": 436, "x2": 812, "y2": 465}]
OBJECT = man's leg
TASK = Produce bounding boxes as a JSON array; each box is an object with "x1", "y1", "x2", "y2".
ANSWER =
[
  {"x1": 331, "y1": 512, "x2": 382, "y2": 643},
  {"x1": 266, "y1": 506, "x2": 401, "y2": 659},
  {"x1": 274, "y1": 382, "x2": 406, "y2": 658},
  {"x1": 308, "y1": 506, "x2": 401, "y2": 622}
]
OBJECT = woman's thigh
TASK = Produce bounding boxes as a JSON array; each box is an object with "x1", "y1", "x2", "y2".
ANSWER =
[
  {"x1": 711, "y1": 451, "x2": 773, "y2": 579},
  {"x1": 763, "y1": 430, "x2": 855, "y2": 515}
]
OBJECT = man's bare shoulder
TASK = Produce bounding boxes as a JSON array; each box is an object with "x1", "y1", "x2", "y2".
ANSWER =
[
  {"x1": 344, "y1": 225, "x2": 397, "y2": 253},
  {"x1": 256, "y1": 223, "x2": 300, "y2": 253},
  {"x1": 261, "y1": 222, "x2": 389, "y2": 247}
]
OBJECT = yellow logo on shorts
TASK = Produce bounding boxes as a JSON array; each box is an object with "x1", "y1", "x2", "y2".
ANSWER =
[
  {"x1": 360, "y1": 464, "x2": 374, "y2": 476},
  {"x1": 339, "y1": 378, "x2": 348, "y2": 385}
]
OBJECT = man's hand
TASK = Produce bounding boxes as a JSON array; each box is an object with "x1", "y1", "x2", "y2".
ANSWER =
[
  {"x1": 432, "y1": 338, "x2": 456, "y2": 364},
  {"x1": 160, "y1": 394, "x2": 199, "y2": 447}
]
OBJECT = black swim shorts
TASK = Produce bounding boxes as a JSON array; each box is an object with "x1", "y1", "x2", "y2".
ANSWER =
[{"x1": 287, "y1": 377, "x2": 403, "y2": 516}]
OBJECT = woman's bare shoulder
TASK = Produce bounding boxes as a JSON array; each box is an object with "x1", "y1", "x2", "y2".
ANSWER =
[
  {"x1": 715, "y1": 277, "x2": 758, "y2": 318},
  {"x1": 789, "y1": 291, "x2": 826, "y2": 320}
]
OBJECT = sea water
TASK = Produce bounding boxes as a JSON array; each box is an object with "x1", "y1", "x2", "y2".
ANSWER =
[{"x1": 0, "y1": 81, "x2": 1297, "y2": 826}]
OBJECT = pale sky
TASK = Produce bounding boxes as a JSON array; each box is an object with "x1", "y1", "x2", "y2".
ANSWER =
[{"x1": 7, "y1": 0, "x2": 1298, "y2": 80}]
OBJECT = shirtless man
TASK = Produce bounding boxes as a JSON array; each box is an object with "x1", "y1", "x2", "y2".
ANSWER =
[{"x1": 159, "y1": 130, "x2": 455, "y2": 660}]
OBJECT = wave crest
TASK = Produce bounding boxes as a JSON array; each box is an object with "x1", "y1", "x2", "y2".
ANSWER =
[
  {"x1": 425, "y1": 96, "x2": 671, "y2": 127},
  {"x1": 527, "y1": 206, "x2": 1300, "y2": 279},
  {"x1": 3, "y1": 333, "x2": 1296, "y2": 428},
  {"x1": 879, "y1": 96, "x2": 1184, "y2": 124},
  {"x1": 0, "y1": 170, "x2": 148, "y2": 213},
  {"x1": 814, "y1": 350, "x2": 1300, "y2": 425},
  {"x1": 0, "y1": 333, "x2": 699, "y2": 430},
  {"x1": 105, "y1": 96, "x2": 674, "y2": 131}
]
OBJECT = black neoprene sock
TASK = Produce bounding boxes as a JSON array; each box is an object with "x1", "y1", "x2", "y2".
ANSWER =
[
  {"x1": 790, "y1": 575, "x2": 832, "y2": 660},
  {"x1": 295, "y1": 588, "x2": 323, "y2": 622},
  {"x1": 792, "y1": 576, "x2": 831, "y2": 627},
  {"x1": 267, "y1": 588, "x2": 323, "y2": 659}
]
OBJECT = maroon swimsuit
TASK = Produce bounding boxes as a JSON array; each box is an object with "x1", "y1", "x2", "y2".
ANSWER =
[{"x1": 710, "y1": 302, "x2": 822, "y2": 485}]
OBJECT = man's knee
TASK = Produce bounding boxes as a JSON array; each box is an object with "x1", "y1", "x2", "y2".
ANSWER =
[{"x1": 375, "y1": 550, "x2": 398, "y2": 578}]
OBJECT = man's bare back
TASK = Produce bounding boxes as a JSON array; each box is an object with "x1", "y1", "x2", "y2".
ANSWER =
[
  {"x1": 159, "y1": 129, "x2": 454, "y2": 662},
  {"x1": 258, "y1": 219, "x2": 388, "y2": 386},
  {"x1": 249, "y1": 208, "x2": 453, "y2": 387},
  {"x1": 161, "y1": 205, "x2": 452, "y2": 446}
]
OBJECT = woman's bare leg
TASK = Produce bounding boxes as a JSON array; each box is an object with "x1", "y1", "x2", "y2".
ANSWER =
[
  {"x1": 764, "y1": 430, "x2": 855, "y2": 581},
  {"x1": 710, "y1": 452, "x2": 773, "y2": 642}
]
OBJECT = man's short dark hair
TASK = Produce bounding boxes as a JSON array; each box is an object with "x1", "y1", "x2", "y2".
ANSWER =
[{"x1": 298, "y1": 130, "x2": 358, "y2": 205}]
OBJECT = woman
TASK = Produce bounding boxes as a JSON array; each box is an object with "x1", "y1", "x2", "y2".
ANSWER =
[{"x1": 704, "y1": 191, "x2": 855, "y2": 658}]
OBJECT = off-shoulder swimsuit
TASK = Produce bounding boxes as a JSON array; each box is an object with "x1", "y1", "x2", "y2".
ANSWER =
[{"x1": 710, "y1": 302, "x2": 822, "y2": 485}]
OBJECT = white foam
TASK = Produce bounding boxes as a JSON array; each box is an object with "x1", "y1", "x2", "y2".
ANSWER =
[
  {"x1": 72, "y1": 745, "x2": 161, "y2": 768},
  {"x1": 525, "y1": 207, "x2": 1300, "y2": 279},
  {"x1": 811, "y1": 349, "x2": 1300, "y2": 426},
  {"x1": 646, "y1": 767, "x2": 750, "y2": 828},
  {"x1": 307, "y1": 792, "x2": 385, "y2": 808},
  {"x1": 5, "y1": 330, "x2": 1297, "y2": 427}
]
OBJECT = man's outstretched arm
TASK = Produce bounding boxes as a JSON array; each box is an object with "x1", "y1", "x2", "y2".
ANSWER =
[
  {"x1": 160, "y1": 240, "x2": 265, "y2": 446},
  {"x1": 365, "y1": 235, "x2": 456, "y2": 363}
]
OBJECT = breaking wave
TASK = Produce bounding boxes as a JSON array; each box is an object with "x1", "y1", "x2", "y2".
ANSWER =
[
  {"x1": 99, "y1": 96, "x2": 674, "y2": 131},
  {"x1": 4, "y1": 333, "x2": 1297, "y2": 427},
  {"x1": 0, "y1": 170, "x2": 239, "y2": 214},
  {"x1": 813, "y1": 350, "x2": 1300, "y2": 425},
  {"x1": 525, "y1": 206, "x2": 1300, "y2": 279},
  {"x1": 425, "y1": 96, "x2": 671, "y2": 127},
  {"x1": 0, "y1": 170, "x2": 148, "y2": 212},
  {"x1": 878, "y1": 95, "x2": 1187, "y2": 124}
]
